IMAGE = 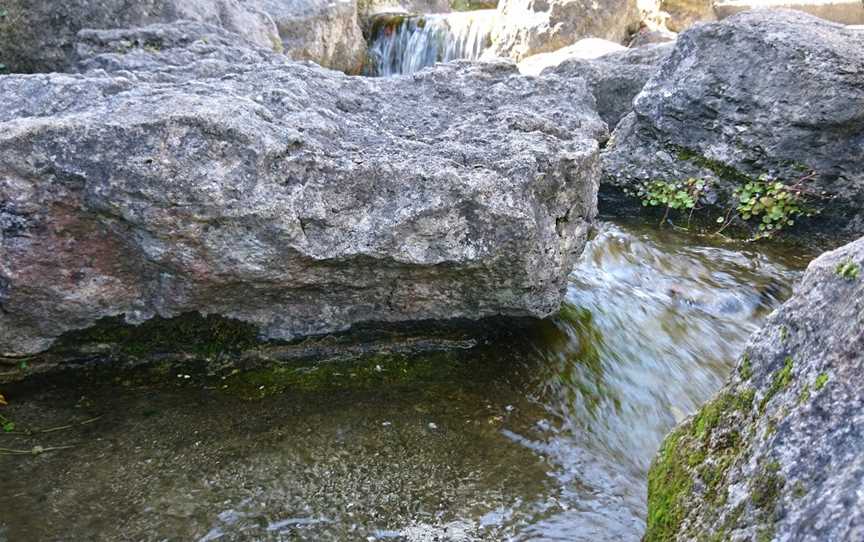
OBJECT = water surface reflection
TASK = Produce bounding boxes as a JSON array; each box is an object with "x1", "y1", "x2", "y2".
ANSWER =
[{"x1": 0, "y1": 221, "x2": 804, "y2": 541}]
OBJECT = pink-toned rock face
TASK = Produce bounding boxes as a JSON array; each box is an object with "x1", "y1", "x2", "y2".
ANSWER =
[
  {"x1": 1, "y1": 196, "x2": 147, "y2": 354},
  {"x1": 0, "y1": 22, "x2": 604, "y2": 358}
]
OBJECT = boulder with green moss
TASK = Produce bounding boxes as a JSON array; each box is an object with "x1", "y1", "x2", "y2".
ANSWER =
[
  {"x1": 645, "y1": 235, "x2": 864, "y2": 541},
  {"x1": 602, "y1": 11, "x2": 864, "y2": 240},
  {"x1": 0, "y1": 21, "x2": 605, "y2": 358}
]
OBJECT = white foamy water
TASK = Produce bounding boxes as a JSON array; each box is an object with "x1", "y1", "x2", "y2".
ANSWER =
[{"x1": 367, "y1": 10, "x2": 497, "y2": 76}]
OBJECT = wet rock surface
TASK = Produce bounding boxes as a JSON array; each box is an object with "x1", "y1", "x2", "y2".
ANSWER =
[
  {"x1": 645, "y1": 235, "x2": 864, "y2": 541},
  {"x1": 602, "y1": 11, "x2": 864, "y2": 239},
  {"x1": 0, "y1": 21, "x2": 605, "y2": 358}
]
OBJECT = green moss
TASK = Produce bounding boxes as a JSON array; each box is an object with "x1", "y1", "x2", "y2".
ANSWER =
[
  {"x1": 835, "y1": 260, "x2": 860, "y2": 280},
  {"x1": 779, "y1": 326, "x2": 789, "y2": 342},
  {"x1": 223, "y1": 351, "x2": 481, "y2": 399},
  {"x1": 693, "y1": 390, "x2": 754, "y2": 439},
  {"x1": 756, "y1": 526, "x2": 777, "y2": 542},
  {"x1": 765, "y1": 418, "x2": 778, "y2": 437},
  {"x1": 752, "y1": 460, "x2": 784, "y2": 511},
  {"x1": 751, "y1": 461, "x2": 785, "y2": 542},
  {"x1": 759, "y1": 357, "x2": 794, "y2": 413},
  {"x1": 51, "y1": 312, "x2": 261, "y2": 359},
  {"x1": 798, "y1": 384, "x2": 810, "y2": 405},
  {"x1": 646, "y1": 428, "x2": 693, "y2": 542},
  {"x1": 646, "y1": 389, "x2": 755, "y2": 541},
  {"x1": 738, "y1": 353, "x2": 753, "y2": 380},
  {"x1": 814, "y1": 373, "x2": 829, "y2": 391},
  {"x1": 673, "y1": 145, "x2": 753, "y2": 184},
  {"x1": 792, "y1": 481, "x2": 807, "y2": 499}
]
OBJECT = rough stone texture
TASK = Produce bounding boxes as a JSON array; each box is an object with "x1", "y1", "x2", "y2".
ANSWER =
[
  {"x1": 0, "y1": 21, "x2": 606, "y2": 357},
  {"x1": 602, "y1": 11, "x2": 864, "y2": 238},
  {"x1": 660, "y1": 0, "x2": 715, "y2": 32},
  {"x1": 714, "y1": 0, "x2": 864, "y2": 25},
  {"x1": 541, "y1": 43, "x2": 673, "y2": 129},
  {"x1": 0, "y1": 0, "x2": 281, "y2": 73},
  {"x1": 251, "y1": 0, "x2": 368, "y2": 73},
  {"x1": 489, "y1": 0, "x2": 641, "y2": 61},
  {"x1": 627, "y1": 27, "x2": 677, "y2": 47},
  {"x1": 73, "y1": 21, "x2": 279, "y2": 77},
  {"x1": 645, "y1": 235, "x2": 864, "y2": 541}
]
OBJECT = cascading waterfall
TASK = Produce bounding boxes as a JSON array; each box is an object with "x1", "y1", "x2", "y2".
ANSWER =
[{"x1": 366, "y1": 10, "x2": 497, "y2": 76}]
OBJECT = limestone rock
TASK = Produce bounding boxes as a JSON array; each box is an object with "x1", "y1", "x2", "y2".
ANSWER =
[
  {"x1": 0, "y1": 22, "x2": 605, "y2": 357},
  {"x1": 252, "y1": 0, "x2": 368, "y2": 73},
  {"x1": 489, "y1": 0, "x2": 641, "y2": 61},
  {"x1": 0, "y1": 0, "x2": 281, "y2": 73},
  {"x1": 660, "y1": 0, "x2": 715, "y2": 32},
  {"x1": 645, "y1": 235, "x2": 864, "y2": 541},
  {"x1": 602, "y1": 11, "x2": 864, "y2": 238},
  {"x1": 541, "y1": 42, "x2": 673, "y2": 129}
]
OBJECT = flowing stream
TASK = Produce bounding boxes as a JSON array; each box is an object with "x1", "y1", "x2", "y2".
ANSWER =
[
  {"x1": 0, "y1": 220, "x2": 808, "y2": 541},
  {"x1": 366, "y1": 10, "x2": 497, "y2": 76}
]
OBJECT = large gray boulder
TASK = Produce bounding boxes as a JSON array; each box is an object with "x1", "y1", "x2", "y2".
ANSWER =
[
  {"x1": 645, "y1": 235, "x2": 864, "y2": 541},
  {"x1": 602, "y1": 11, "x2": 864, "y2": 238},
  {"x1": 541, "y1": 42, "x2": 673, "y2": 130},
  {"x1": 489, "y1": 0, "x2": 641, "y2": 60},
  {"x1": 0, "y1": 0, "x2": 282, "y2": 73},
  {"x1": 0, "y1": 22, "x2": 605, "y2": 357},
  {"x1": 251, "y1": 0, "x2": 368, "y2": 73}
]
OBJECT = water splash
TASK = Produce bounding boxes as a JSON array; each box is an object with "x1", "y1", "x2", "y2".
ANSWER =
[{"x1": 366, "y1": 10, "x2": 497, "y2": 76}]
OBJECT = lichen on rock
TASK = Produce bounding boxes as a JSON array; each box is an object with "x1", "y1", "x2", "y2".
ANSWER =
[{"x1": 646, "y1": 235, "x2": 864, "y2": 541}]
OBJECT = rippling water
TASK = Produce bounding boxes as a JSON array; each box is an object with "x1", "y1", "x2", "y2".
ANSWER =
[{"x1": 0, "y1": 221, "x2": 806, "y2": 541}]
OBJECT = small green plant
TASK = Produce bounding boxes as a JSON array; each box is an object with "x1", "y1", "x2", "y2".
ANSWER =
[
  {"x1": 0, "y1": 413, "x2": 14, "y2": 433},
  {"x1": 836, "y1": 260, "x2": 860, "y2": 280},
  {"x1": 738, "y1": 353, "x2": 753, "y2": 380},
  {"x1": 814, "y1": 373, "x2": 829, "y2": 391},
  {"x1": 733, "y1": 175, "x2": 808, "y2": 236},
  {"x1": 636, "y1": 178, "x2": 707, "y2": 226}
]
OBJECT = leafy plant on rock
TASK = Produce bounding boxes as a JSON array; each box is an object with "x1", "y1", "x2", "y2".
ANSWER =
[
  {"x1": 735, "y1": 177, "x2": 807, "y2": 234},
  {"x1": 636, "y1": 178, "x2": 708, "y2": 227},
  {"x1": 714, "y1": 173, "x2": 819, "y2": 238},
  {"x1": 836, "y1": 260, "x2": 860, "y2": 280}
]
